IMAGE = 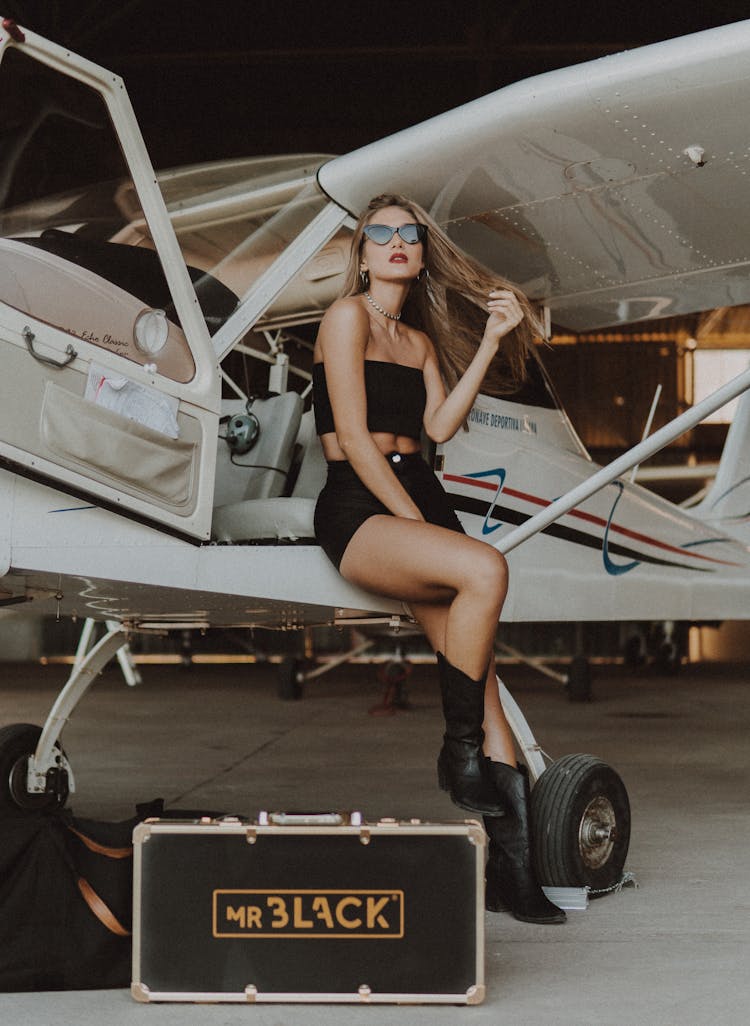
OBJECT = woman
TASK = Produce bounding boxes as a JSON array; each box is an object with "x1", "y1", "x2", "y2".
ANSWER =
[{"x1": 313, "y1": 194, "x2": 564, "y2": 924}]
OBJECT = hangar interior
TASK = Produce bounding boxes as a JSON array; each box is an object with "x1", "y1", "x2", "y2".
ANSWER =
[
  {"x1": 1, "y1": 11, "x2": 749, "y2": 1021},
  {"x1": 1, "y1": 3, "x2": 749, "y2": 671}
]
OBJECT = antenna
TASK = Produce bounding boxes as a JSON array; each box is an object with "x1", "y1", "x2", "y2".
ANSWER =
[{"x1": 629, "y1": 384, "x2": 662, "y2": 484}]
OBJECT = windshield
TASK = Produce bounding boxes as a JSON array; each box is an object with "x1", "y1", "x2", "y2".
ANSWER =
[{"x1": 0, "y1": 45, "x2": 345, "y2": 382}]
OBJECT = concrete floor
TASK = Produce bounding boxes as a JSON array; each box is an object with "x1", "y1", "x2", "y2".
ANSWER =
[{"x1": 1, "y1": 655, "x2": 749, "y2": 1025}]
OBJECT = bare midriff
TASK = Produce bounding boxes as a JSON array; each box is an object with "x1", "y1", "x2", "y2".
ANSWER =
[{"x1": 320, "y1": 431, "x2": 421, "y2": 462}]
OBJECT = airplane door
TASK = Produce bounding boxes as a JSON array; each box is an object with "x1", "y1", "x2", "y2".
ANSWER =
[{"x1": 0, "y1": 36, "x2": 222, "y2": 540}]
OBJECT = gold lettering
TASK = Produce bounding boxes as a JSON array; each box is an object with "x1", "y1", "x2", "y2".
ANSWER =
[
  {"x1": 336, "y1": 896, "x2": 362, "y2": 929},
  {"x1": 366, "y1": 896, "x2": 391, "y2": 929},
  {"x1": 225, "y1": 906, "x2": 245, "y2": 928},
  {"x1": 216, "y1": 891, "x2": 401, "y2": 937},
  {"x1": 266, "y1": 896, "x2": 289, "y2": 929},
  {"x1": 246, "y1": 905, "x2": 263, "y2": 929},
  {"x1": 312, "y1": 896, "x2": 334, "y2": 928},
  {"x1": 293, "y1": 896, "x2": 313, "y2": 929}
]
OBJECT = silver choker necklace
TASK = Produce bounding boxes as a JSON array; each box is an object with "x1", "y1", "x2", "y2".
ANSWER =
[{"x1": 364, "y1": 291, "x2": 401, "y2": 321}]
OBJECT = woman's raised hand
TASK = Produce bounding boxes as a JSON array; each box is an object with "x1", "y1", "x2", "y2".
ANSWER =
[{"x1": 483, "y1": 289, "x2": 524, "y2": 348}]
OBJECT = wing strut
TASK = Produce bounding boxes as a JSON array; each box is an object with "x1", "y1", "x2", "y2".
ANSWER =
[
  {"x1": 494, "y1": 365, "x2": 750, "y2": 556},
  {"x1": 211, "y1": 201, "x2": 349, "y2": 363}
]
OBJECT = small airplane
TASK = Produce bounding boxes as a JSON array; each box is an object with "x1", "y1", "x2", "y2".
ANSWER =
[{"x1": 1, "y1": 16, "x2": 750, "y2": 893}]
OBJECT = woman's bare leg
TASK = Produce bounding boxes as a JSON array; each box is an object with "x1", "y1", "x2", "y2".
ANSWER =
[
  {"x1": 411, "y1": 599, "x2": 517, "y2": 765},
  {"x1": 340, "y1": 515, "x2": 507, "y2": 681},
  {"x1": 481, "y1": 664, "x2": 517, "y2": 764},
  {"x1": 340, "y1": 514, "x2": 509, "y2": 814}
]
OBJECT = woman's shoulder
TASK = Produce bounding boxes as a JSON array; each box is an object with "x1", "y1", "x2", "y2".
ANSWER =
[
  {"x1": 320, "y1": 295, "x2": 368, "y2": 332},
  {"x1": 405, "y1": 325, "x2": 438, "y2": 368},
  {"x1": 317, "y1": 296, "x2": 369, "y2": 360}
]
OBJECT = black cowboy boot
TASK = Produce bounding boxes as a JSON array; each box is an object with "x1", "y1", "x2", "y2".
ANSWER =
[
  {"x1": 483, "y1": 761, "x2": 566, "y2": 924},
  {"x1": 436, "y1": 652, "x2": 505, "y2": 816}
]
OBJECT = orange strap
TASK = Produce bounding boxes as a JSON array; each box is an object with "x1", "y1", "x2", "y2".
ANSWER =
[
  {"x1": 67, "y1": 825, "x2": 132, "y2": 860},
  {"x1": 77, "y1": 877, "x2": 131, "y2": 937}
]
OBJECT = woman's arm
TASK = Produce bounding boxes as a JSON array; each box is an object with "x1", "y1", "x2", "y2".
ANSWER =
[
  {"x1": 318, "y1": 299, "x2": 424, "y2": 520},
  {"x1": 423, "y1": 289, "x2": 525, "y2": 444}
]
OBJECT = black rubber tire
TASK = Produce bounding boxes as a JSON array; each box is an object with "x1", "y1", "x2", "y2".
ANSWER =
[
  {"x1": 379, "y1": 660, "x2": 409, "y2": 687},
  {"x1": 624, "y1": 634, "x2": 645, "y2": 672},
  {"x1": 277, "y1": 657, "x2": 303, "y2": 700},
  {"x1": 0, "y1": 723, "x2": 69, "y2": 811},
  {"x1": 655, "y1": 640, "x2": 681, "y2": 676},
  {"x1": 531, "y1": 753, "x2": 630, "y2": 891},
  {"x1": 566, "y1": 656, "x2": 592, "y2": 702},
  {"x1": 372, "y1": 659, "x2": 412, "y2": 713}
]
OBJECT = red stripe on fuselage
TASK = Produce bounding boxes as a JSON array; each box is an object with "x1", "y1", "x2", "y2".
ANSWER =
[{"x1": 442, "y1": 473, "x2": 740, "y2": 568}]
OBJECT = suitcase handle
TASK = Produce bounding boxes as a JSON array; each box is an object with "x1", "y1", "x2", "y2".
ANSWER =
[{"x1": 258, "y1": 811, "x2": 363, "y2": 827}]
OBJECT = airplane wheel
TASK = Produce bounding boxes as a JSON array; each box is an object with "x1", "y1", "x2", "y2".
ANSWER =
[
  {"x1": 624, "y1": 634, "x2": 646, "y2": 671},
  {"x1": 655, "y1": 640, "x2": 680, "y2": 676},
  {"x1": 531, "y1": 754, "x2": 630, "y2": 892},
  {"x1": 0, "y1": 723, "x2": 69, "y2": 812},
  {"x1": 278, "y1": 657, "x2": 304, "y2": 701},
  {"x1": 369, "y1": 660, "x2": 413, "y2": 715}
]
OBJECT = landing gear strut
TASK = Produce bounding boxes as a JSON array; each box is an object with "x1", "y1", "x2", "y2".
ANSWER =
[{"x1": 0, "y1": 623, "x2": 128, "y2": 811}]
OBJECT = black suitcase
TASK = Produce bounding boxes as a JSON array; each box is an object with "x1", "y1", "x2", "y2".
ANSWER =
[{"x1": 132, "y1": 812, "x2": 485, "y2": 1004}]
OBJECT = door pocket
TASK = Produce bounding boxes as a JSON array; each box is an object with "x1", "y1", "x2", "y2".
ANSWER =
[{"x1": 41, "y1": 382, "x2": 198, "y2": 510}]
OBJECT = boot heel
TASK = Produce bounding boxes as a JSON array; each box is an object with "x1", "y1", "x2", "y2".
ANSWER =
[
  {"x1": 483, "y1": 764, "x2": 566, "y2": 924},
  {"x1": 484, "y1": 860, "x2": 510, "y2": 913}
]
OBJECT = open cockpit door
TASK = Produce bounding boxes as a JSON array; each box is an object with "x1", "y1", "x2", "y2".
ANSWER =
[{"x1": 0, "y1": 24, "x2": 221, "y2": 539}]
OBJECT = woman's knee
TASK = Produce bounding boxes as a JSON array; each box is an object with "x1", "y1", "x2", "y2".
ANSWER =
[{"x1": 464, "y1": 545, "x2": 508, "y2": 605}]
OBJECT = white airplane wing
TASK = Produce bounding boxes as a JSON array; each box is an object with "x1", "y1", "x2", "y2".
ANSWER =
[{"x1": 319, "y1": 20, "x2": 750, "y2": 332}]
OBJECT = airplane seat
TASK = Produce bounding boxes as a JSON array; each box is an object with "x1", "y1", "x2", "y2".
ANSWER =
[
  {"x1": 289, "y1": 410, "x2": 327, "y2": 499},
  {"x1": 212, "y1": 393, "x2": 322, "y2": 544},
  {"x1": 213, "y1": 393, "x2": 303, "y2": 507}
]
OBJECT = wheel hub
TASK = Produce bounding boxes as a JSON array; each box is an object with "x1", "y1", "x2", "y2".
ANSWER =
[
  {"x1": 9, "y1": 753, "x2": 68, "y2": 810},
  {"x1": 578, "y1": 795, "x2": 617, "y2": 869}
]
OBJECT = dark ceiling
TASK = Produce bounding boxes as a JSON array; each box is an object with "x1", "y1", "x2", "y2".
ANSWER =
[{"x1": 3, "y1": 0, "x2": 750, "y2": 171}]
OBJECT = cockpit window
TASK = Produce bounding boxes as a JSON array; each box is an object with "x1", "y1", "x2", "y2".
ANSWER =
[
  {"x1": 0, "y1": 45, "x2": 342, "y2": 376},
  {"x1": 0, "y1": 48, "x2": 207, "y2": 381}
]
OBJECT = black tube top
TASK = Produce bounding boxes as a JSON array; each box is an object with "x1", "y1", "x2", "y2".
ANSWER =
[{"x1": 312, "y1": 360, "x2": 426, "y2": 440}]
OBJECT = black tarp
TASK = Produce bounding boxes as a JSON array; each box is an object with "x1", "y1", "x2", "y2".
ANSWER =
[{"x1": 0, "y1": 801, "x2": 163, "y2": 992}]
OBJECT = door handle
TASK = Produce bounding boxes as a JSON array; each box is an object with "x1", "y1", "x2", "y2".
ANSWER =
[{"x1": 23, "y1": 326, "x2": 78, "y2": 369}]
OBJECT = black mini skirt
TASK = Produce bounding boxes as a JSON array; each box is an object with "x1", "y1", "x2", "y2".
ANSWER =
[{"x1": 314, "y1": 451, "x2": 465, "y2": 570}]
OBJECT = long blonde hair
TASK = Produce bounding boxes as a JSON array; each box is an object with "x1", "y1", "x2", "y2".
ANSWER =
[{"x1": 342, "y1": 193, "x2": 545, "y2": 395}]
